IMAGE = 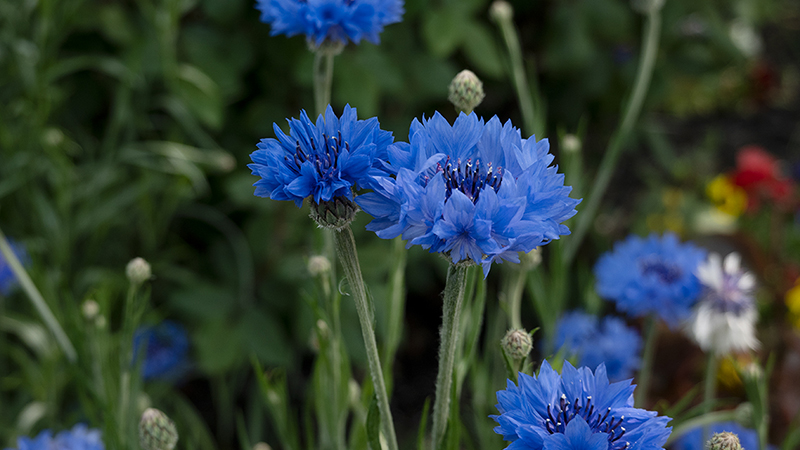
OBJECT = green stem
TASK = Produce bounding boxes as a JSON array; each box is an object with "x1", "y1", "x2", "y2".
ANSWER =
[
  {"x1": 635, "y1": 316, "x2": 658, "y2": 407},
  {"x1": 703, "y1": 353, "x2": 719, "y2": 443},
  {"x1": 564, "y1": 6, "x2": 663, "y2": 266},
  {"x1": 0, "y1": 228, "x2": 76, "y2": 362},
  {"x1": 664, "y1": 410, "x2": 738, "y2": 446},
  {"x1": 431, "y1": 263, "x2": 469, "y2": 450},
  {"x1": 313, "y1": 50, "x2": 336, "y2": 117},
  {"x1": 333, "y1": 227, "x2": 398, "y2": 450},
  {"x1": 506, "y1": 268, "x2": 526, "y2": 330},
  {"x1": 494, "y1": 9, "x2": 538, "y2": 136}
]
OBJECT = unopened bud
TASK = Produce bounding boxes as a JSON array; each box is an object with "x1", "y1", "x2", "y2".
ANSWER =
[
  {"x1": 95, "y1": 316, "x2": 107, "y2": 329},
  {"x1": 631, "y1": 0, "x2": 665, "y2": 14},
  {"x1": 82, "y1": 300, "x2": 99, "y2": 321},
  {"x1": 733, "y1": 402, "x2": 754, "y2": 427},
  {"x1": 490, "y1": 1, "x2": 513, "y2": 22},
  {"x1": 448, "y1": 70, "x2": 485, "y2": 114},
  {"x1": 308, "y1": 255, "x2": 332, "y2": 277},
  {"x1": 126, "y1": 257, "x2": 152, "y2": 286},
  {"x1": 253, "y1": 443, "x2": 273, "y2": 450},
  {"x1": 501, "y1": 329, "x2": 533, "y2": 360},
  {"x1": 708, "y1": 432, "x2": 743, "y2": 450},
  {"x1": 309, "y1": 197, "x2": 358, "y2": 230},
  {"x1": 139, "y1": 408, "x2": 178, "y2": 450},
  {"x1": 561, "y1": 134, "x2": 581, "y2": 153}
]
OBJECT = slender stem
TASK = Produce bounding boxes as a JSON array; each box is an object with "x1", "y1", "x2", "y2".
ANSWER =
[
  {"x1": 0, "y1": 228, "x2": 76, "y2": 362},
  {"x1": 313, "y1": 50, "x2": 336, "y2": 117},
  {"x1": 506, "y1": 268, "x2": 526, "y2": 330},
  {"x1": 635, "y1": 316, "x2": 658, "y2": 407},
  {"x1": 494, "y1": 10, "x2": 538, "y2": 136},
  {"x1": 564, "y1": 6, "x2": 663, "y2": 266},
  {"x1": 431, "y1": 263, "x2": 469, "y2": 450},
  {"x1": 702, "y1": 353, "x2": 718, "y2": 443},
  {"x1": 333, "y1": 227, "x2": 398, "y2": 450},
  {"x1": 664, "y1": 410, "x2": 738, "y2": 446}
]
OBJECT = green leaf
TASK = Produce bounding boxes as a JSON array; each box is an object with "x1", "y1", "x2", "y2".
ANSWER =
[
  {"x1": 461, "y1": 22, "x2": 504, "y2": 78},
  {"x1": 172, "y1": 64, "x2": 223, "y2": 129},
  {"x1": 366, "y1": 395, "x2": 381, "y2": 450},
  {"x1": 422, "y1": 9, "x2": 465, "y2": 57}
]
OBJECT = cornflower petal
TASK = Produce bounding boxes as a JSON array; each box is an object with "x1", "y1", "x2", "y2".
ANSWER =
[{"x1": 358, "y1": 112, "x2": 580, "y2": 274}]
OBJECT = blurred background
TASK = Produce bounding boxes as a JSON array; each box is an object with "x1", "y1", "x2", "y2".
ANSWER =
[{"x1": 1, "y1": 0, "x2": 799, "y2": 448}]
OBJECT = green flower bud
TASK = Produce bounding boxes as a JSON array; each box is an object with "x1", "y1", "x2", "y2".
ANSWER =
[
  {"x1": 448, "y1": 70, "x2": 485, "y2": 114},
  {"x1": 126, "y1": 257, "x2": 152, "y2": 286},
  {"x1": 489, "y1": 1, "x2": 513, "y2": 22},
  {"x1": 309, "y1": 197, "x2": 359, "y2": 230},
  {"x1": 630, "y1": 0, "x2": 664, "y2": 14},
  {"x1": 708, "y1": 432, "x2": 743, "y2": 450},
  {"x1": 139, "y1": 408, "x2": 179, "y2": 450},
  {"x1": 502, "y1": 328, "x2": 533, "y2": 360}
]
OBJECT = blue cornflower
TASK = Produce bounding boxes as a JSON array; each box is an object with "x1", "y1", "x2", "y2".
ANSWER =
[
  {"x1": 550, "y1": 311, "x2": 642, "y2": 382},
  {"x1": 356, "y1": 112, "x2": 580, "y2": 276},
  {"x1": 4, "y1": 424, "x2": 104, "y2": 450},
  {"x1": 0, "y1": 239, "x2": 28, "y2": 296},
  {"x1": 256, "y1": 0, "x2": 404, "y2": 46},
  {"x1": 249, "y1": 105, "x2": 393, "y2": 209},
  {"x1": 133, "y1": 321, "x2": 190, "y2": 381},
  {"x1": 492, "y1": 360, "x2": 672, "y2": 450},
  {"x1": 594, "y1": 233, "x2": 707, "y2": 327},
  {"x1": 671, "y1": 421, "x2": 773, "y2": 450}
]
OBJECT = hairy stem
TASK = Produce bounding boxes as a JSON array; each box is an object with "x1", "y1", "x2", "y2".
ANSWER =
[
  {"x1": 431, "y1": 263, "x2": 470, "y2": 450},
  {"x1": 333, "y1": 226, "x2": 398, "y2": 450}
]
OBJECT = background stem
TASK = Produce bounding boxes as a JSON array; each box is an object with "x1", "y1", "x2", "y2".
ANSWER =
[
  {"x1": 635, "y1": 316, "x2": 658, "y2": 407},
  {"x1": 0, "y1": 227, "x2": 76, "y2": 362},
  {"x1": 431, "y1": 263, "x2": 469, "y2": 450},
  {"x1": 564, "y1": 6, "x2": 663, "y2": 265}
]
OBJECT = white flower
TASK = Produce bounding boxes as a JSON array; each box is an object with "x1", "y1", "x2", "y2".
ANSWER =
[{"x1": 688, "y1": 252, "x2": 759, "y2": 355}]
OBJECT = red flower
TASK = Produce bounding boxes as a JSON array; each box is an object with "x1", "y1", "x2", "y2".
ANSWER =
[{"x1": 732, "y1": 145, "x2": 796, "y2": 210}]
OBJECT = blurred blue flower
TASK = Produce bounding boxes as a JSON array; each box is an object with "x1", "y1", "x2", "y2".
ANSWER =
[
  {"x1": 249, "y1": 104, "x2": 394, "y2": 207},
  {"x1": 357, "y1": 112, "x2": 580, "y2": 276},
  {"x1": 550, "y1": 311, "x2": 642, "y2": 381},
  {"x1": 0, "y1": 239, "x2": 28, "y2": 296},
  {"x1": 133, "y1": 321, "x2": 190, "y2": 381},
  {"x1": 594, "y1": 233, "x2": 707, "y2": 327},
  {"x1": 256, "y1": 0, "x2": 404, "y2": 46},
  {"x1": 671, "y1": 421, "x2": 773, "y2": 450},
  {"x1": 492, "y1": 360, "x2": 672, "y2": 450},
  {"x1": 4, "y1": 424, "x2": 104, "y2": 450}
]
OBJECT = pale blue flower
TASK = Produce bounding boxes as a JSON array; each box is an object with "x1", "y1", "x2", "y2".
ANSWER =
[
  {"x1": 594, "y1": 233, "x2": 706, "y2": 327},
  {"x1": 357, "y1": 112, "x2": 580, "y2": 276}
]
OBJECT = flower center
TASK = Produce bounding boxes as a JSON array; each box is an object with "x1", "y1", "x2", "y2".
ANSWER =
[
  {"x1": 639, "y1": 258, "x2": 682, "y2": 284},
  {"x1": 706, "y1": 274, "x2": 752, "y2": 315},
  {"x1": 287, "y1": 131, "x2": 348, "y2": 179},
  {"x1": 545, "y1": 394, "x2": 629, "y2": 450},
  {"x1": 437, "y1": 157, "x2": 503, "y2": 203}
]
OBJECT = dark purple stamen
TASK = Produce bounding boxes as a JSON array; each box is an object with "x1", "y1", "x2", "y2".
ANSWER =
[
  {"x1": 640, "y1": 258, "x2": 682, "y2": 284},
  {"x1": 543, "y1": 395, "x2": 629, "y2": 450},
  {"x1": 437, "y1": 156, "x2": 503, "y2": 203},
  {"x1": 285, "y1": 133, "x2": 347, "y2": 178}
]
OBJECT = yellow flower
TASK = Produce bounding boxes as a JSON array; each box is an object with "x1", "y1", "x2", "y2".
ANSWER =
[
  {"x1": 786, "y1": 279, "x2": 800, "y2": 330},
  {"x1": 706, "y1": 175, "x2": 747, "y2": 217}
]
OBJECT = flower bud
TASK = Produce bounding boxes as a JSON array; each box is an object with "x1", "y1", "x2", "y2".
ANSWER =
[
  {"x1": 502, "y1": 329, "x2": 533, "y2": 360},
  {"x1": 708, "y1": 432, "x2": 743, "y2": 450},
  {"x1": 139, "y1": 408, "x2": 179, "y2": 450},
  {"x1": 126, "y1": 257, "x2": 152, "y2": 286},
  {"x1": 308, "y1": 255, "x2": 332, "y2": 277},
  {"x1": 490, "y1": 1, "x2": 513, "y2": 22},
  {"x1": 81, "y1": 300, "x2": 99, "y2": 321},
  {"x1": 448, "y1": 70, "x2": 485, "y2": 114},
  {"x1": 561, "y1": 134, "x2": 581, "y2": 153},
  {"x1": 309, "y1": 197, "x2": 358, "y2": 230},
  {"x1": 630, "y1": 0, "x2": 665, "y2": 14},
  {"x1": 253, "y1": 443, "x2": 273, "y2": 450}
]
